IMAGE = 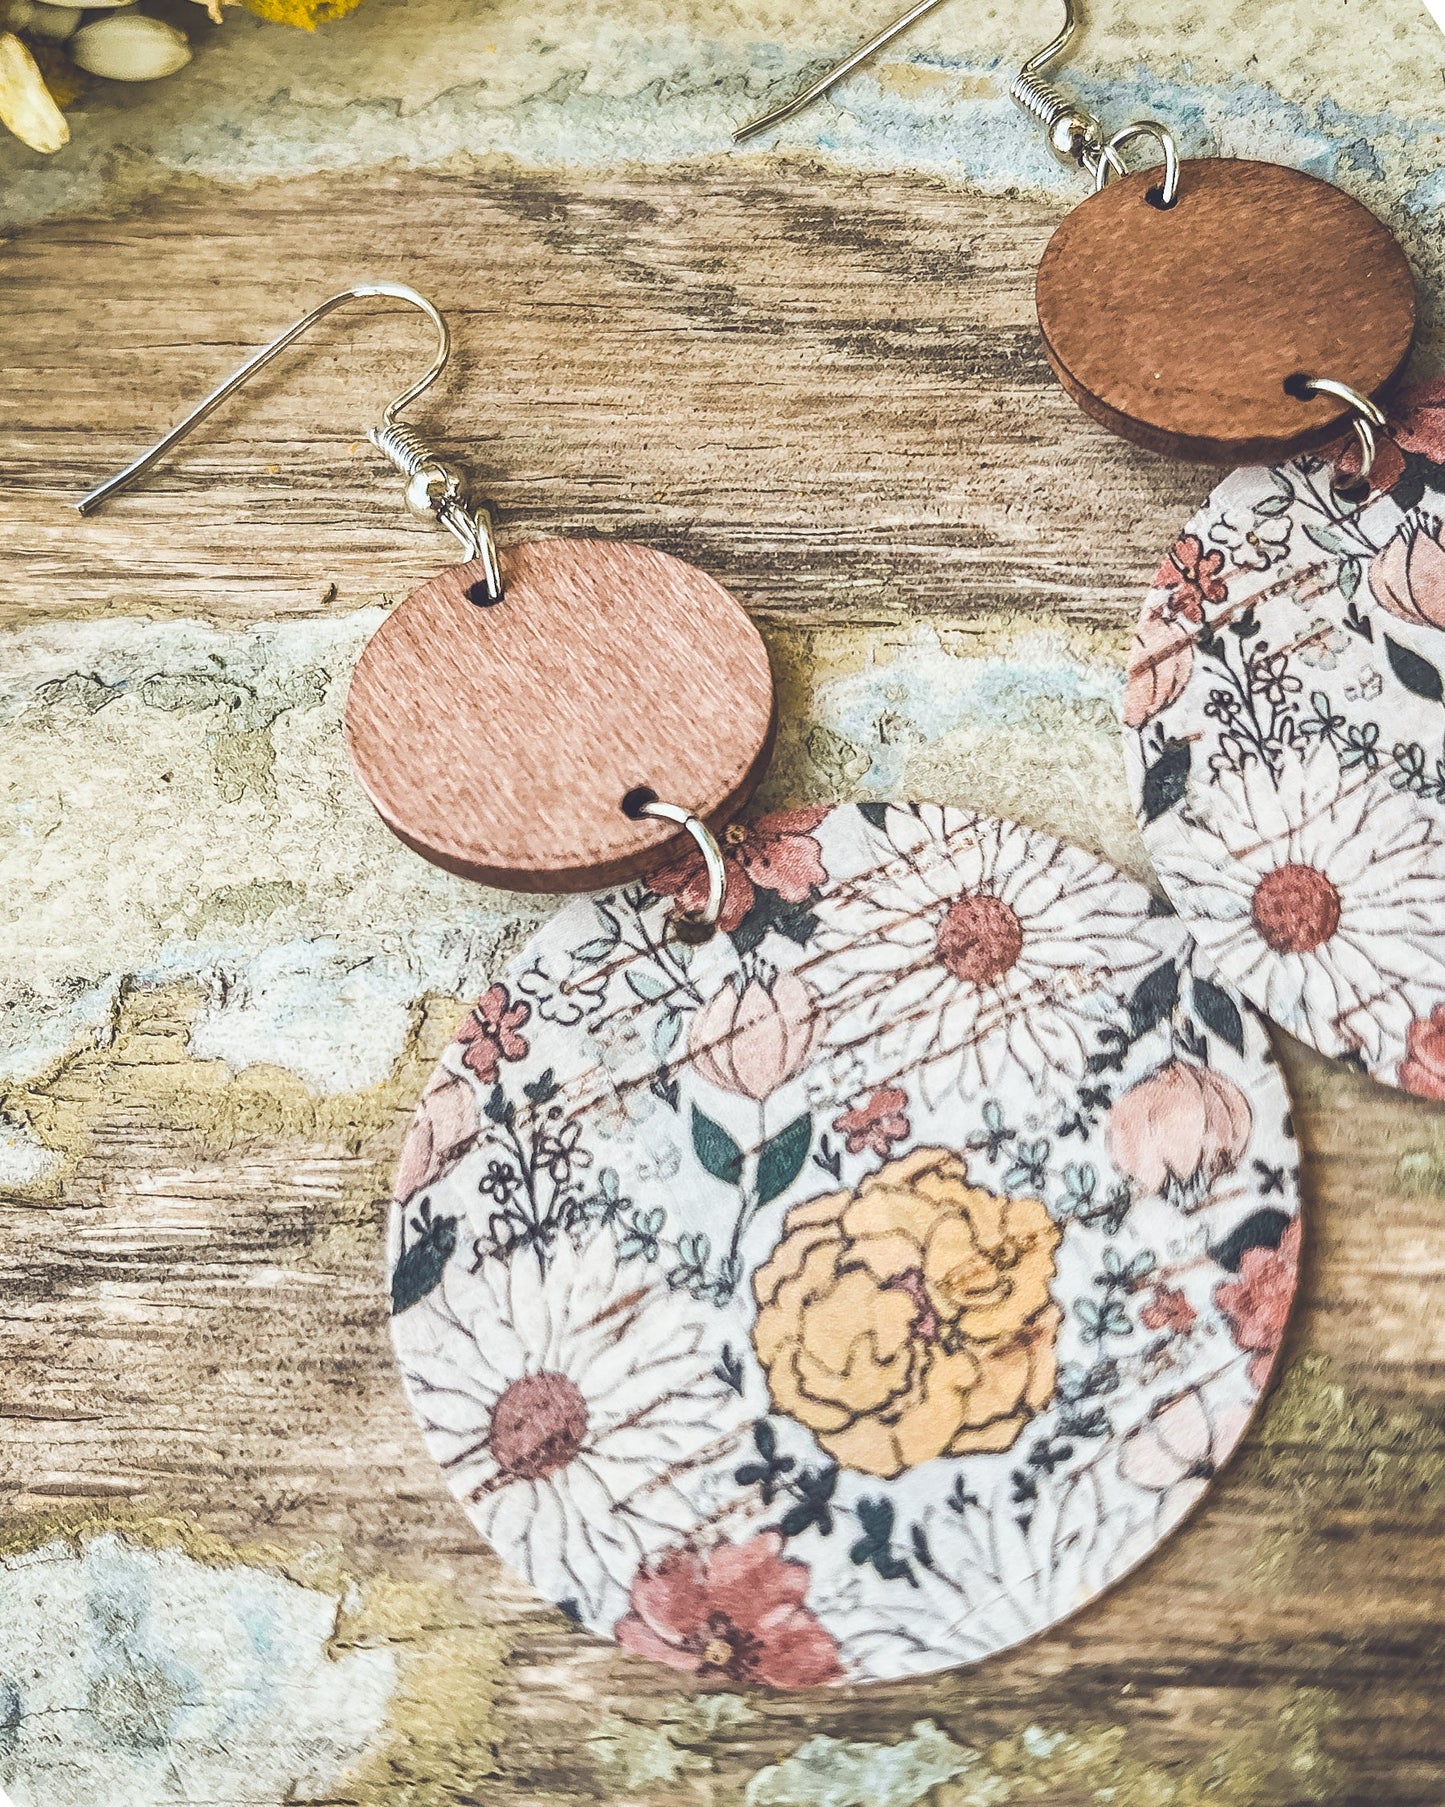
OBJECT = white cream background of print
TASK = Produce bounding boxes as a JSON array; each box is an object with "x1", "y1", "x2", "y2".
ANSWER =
[{"x1": 0, "y1": 1535, "x2": 396, "y2": 1806}]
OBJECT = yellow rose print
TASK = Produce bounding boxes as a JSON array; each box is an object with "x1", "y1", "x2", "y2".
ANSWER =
[{"x1": 752, "y1": 1148, "x2": 1063, "y2": 1479}]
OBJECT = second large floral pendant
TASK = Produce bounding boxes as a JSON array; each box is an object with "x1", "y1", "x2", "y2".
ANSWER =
[
  {"x1": 388, "y1": 804, "x2": 1300, "y2": 1685},
  {"x1": 1124, "y1": 382, "x2": 1445, "y2": 1094}
]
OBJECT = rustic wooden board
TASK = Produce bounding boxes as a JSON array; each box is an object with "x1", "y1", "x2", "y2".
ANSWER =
[{"x1": 3, "y1": 165, "x2": 1444, "y2": 1806}]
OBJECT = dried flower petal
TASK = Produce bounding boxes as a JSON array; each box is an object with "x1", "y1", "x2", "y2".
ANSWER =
[{"x1": 0, "y1": 28, "x2": 68, "y2": 152}]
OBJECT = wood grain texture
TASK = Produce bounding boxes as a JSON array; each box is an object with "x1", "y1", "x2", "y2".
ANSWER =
[
  {"x1": 2, "y1": 163, "x2": 1444, "y2": 1804},
  {"x1": 2, "y1": 167, "x2": 1221, "y2": 632},
  {"x1": 1037, "y1": 160, "x2": 1417, "y2": 462},
  {"x1": 345, "y1": 539, "x2": 775, "y2": 889}
]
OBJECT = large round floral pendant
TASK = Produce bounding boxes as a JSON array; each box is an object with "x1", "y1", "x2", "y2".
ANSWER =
[
  {"x1": 388, "y1": 804, "x2": 1300, "y2": 1685},
  {"x1": 1124, "y1": 381, "x2": 1445, "y2": 1095}
]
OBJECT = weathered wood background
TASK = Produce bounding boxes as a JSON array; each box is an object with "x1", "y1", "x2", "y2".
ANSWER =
[{"x1": 4, "y1": 4, "x2": 1445, "y2": 1800}]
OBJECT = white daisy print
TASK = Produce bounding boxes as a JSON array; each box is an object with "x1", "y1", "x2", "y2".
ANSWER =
[
  {"x1": 1167, "y1": 742, "x2": 1445, "y2": 1065},
  {"x1": 393, "y1": 1232, "x2": 746, "y2": 1622},
  {"x1": 807, "y1": 805, "x2": 1159, "y2": 1099}
]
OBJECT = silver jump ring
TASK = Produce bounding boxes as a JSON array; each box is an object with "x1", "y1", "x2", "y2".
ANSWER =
[
  {"x1": 1093, "y1": 120, "x2": 1182, "y2": 207},
  {"x1": 637, "y1": 800, "x2": 727, "y2": 930},
  {"x1": 1297, "y1": 376, "x2": 1388, "y2": 494}
]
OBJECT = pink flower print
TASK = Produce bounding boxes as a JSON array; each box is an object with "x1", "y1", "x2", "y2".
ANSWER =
[
  {"x1": 1153, "y1": 533, "x2": 1227, "y2": 619},
  {"x1": 1117, "y1": 1386, "x2": 1253, "y2": 1519},
  {"x1": 615, "y1": 1533, "x2": 843, "y2": 1688},
  {"x1": 649, "y1": 807, "x2": 829, "y2": 935},
  {"x1": 832, "y1": 1086, "x2": 911, "y2": 1157},
  {"x1": 1140, "y1": 1284, "x2": 1197, "y2": 1337},
  {"x1": 394, "y1": 1069, "x2": 480, "y2": 1201},
  {"x1": 689, "y1": 971, "x2": 824, "y2": 1101},
  {"x1": 1214, "y1": 1217, "x2": 1302, "y2": 1391},
  {"x1": 1106, "y1": 1059, "x2": 1252, "y2": 1212},
  {"x1": 1399, "y1": 1004, "x2": 1445, "y2": 1101},
  {"x1": 455, "y1": 984, "x2": 531, "y2": 1085}
]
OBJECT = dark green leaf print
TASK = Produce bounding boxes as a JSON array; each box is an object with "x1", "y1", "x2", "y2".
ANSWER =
[
  {"x1": 1191, "y1": 975, "x2": 1245, "y2": 1054},
  {"x1": 1385, "y1": 634, "x2": 1445, "y2": 705},
  {"x1": 1128, "y1": 961, "x2": 1179, "y2": 1039},
  {"x1": 757, "y1": 1112, "x2": 813, "y2": 1206},
  {"x1": 691, "y1": 1105, "x2": 744, "y2": 1187},
  {"x1": 1140, "y1": 737, "x2": 1191, "y2": 822},
  {"x1": 391, "y1": 1203, "x2": 458, "y2": 1314}
]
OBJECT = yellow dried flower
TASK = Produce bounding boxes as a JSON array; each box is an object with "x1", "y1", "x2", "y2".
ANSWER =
[{"x1": 241, "y1": 0, "x2": 366, "y2": 29}]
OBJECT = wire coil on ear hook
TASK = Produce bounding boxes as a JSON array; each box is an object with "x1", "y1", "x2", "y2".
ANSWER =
[
  {"x1": 733, "y1": 0, "x2": 1181, "y2": 202},
  {"x1": 76, "y1": 281, "x2": 504, "y2": 603}
]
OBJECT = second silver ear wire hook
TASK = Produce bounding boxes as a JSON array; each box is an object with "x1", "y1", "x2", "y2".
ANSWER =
[
  {"x1": 734, "y1": 0, "x2": 1181, "y2": 208},
  {"x1": 76, "y1": 281, "x2": 504, "y2": 605}
]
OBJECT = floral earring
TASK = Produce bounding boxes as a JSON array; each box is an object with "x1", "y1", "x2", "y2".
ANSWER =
[
  {"x1": 83, "y1": 281, "x2": 1301, "y2": 1688},
  {"x1": 743, "y1": 0, "x2": 1445, "y2": 1101},
  {"x1": 1125, "y1": 388, "x2": 1445, "y2": 1097}
]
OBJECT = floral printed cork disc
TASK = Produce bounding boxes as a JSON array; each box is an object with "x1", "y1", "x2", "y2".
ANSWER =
[
  {"x1": 388, "y1": 805, "x2": 1300, "y2": 1685},
  {"x1": 1125, "y1": 382, "x2": 1445, "y2": 1094}
]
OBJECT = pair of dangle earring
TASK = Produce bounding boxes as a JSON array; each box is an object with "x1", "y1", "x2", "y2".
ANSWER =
[
  {"x1": 81, "y1": 270, "x2": 1298, "y2": 1685},
  {"x1": 743, "y1": 0, "x2": 1445, "y2": 1101}
]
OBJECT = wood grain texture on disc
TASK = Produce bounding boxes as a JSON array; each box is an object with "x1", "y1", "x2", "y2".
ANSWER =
[
  {"x1": 344, "y1": 538, "x2": 775, "y2": 891},
  {"x1": 1036, "y1": 159, "x2": 1416, "y2": 464}
]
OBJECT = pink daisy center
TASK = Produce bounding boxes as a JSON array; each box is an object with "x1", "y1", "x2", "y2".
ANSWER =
[
  {"x1": 490, "y1": 1372, "x2": 588, "y2": 1479},
  {"x1": 936, "y1": 893, "x2": 1025, "y2": 985},
  {"x1": 1251, "y1": 863, "x2": 1341, "y2": 955}
]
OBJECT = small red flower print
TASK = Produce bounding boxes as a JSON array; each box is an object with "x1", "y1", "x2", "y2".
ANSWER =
[
  {"x1": 1322, "y1": 381, "x2": 1445, "y2": 498},
  {"x1": 1154, "y1": 533, "x2": 1227, "y2": 619},
  {"x1": 648, "y1": 807, "x2": 829, "y2": 935},
  {"x1": 615, "y1": 1532, "x2": 844, "y2": 1689},
  {"x1": 1140, "y1": 1284, "x2": 1197, "y2": 1337},
  {"x1": 1214, "y1": 1217, "x2": 1301, "y2": 1390},
  {"x1": 1398, "y1": 1004, "x2": 1445, "y2": 1101},
  {"x1": 832, "y1": 1086, "x2": 911, "y2": 1157},
  {"x1": 1389, "y1": 378, "x2": 1445, "y2": 463},
  {"x1": 455, "y1": 984, "x2": 531, "y2": 1085}
]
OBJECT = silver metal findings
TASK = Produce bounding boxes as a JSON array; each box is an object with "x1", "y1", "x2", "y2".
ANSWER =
[
  {"x1": 76, "y1": 282, "x2": 503, "y2": 603},
  {"x1": 733, "y1": 0, "x2": 1181, "y2": 204},
  {"x1": 1094, "y1": 121, "x2": 1181, "y2": 208},
  {"x1": 1297, "y1": 376, "x2": 1389, "y2": 498},
  {"x1": 631, "y1": 797, "x2": 728, "y2": 932}
]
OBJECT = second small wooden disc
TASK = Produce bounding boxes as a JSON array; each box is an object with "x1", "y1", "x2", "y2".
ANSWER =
[
  {"x1": 1036, "y1": 158, "x2": 1416, "y2": 463},
  {"x1": 345, "y1": 538, "x2": 775, "y2": 892}
]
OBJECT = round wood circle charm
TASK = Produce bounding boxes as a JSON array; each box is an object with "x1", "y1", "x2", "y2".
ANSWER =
[
  {"x1": 1036, "y1": 159, "x2": 1416, "y2": 463},
  {"x1": 345, "y1": 538, "x2": 775, "y2": 891},
  {"x1": 387, "y1": 803, "x2": 1301, "y2": 1684}
]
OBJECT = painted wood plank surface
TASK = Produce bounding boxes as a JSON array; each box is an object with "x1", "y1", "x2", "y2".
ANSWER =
[{"x1": 3, "y1": 152, "x2": 1445, "y2": 1807}]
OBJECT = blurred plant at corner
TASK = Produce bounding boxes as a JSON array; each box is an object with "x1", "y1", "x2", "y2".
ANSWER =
[{"x1": 0, "y1": 0, "x2": 363, "y2": 154}]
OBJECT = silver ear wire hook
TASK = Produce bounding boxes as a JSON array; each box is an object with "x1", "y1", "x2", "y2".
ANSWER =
[
  {"x1": 76, "y1": 280, "x2": 504, "y2": 604},
  {"x1": 733, "y1": 0, "x2": 1180, "y2": 206}
]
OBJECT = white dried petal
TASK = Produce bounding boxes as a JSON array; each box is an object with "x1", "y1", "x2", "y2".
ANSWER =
[
  {"x1": 15, "y1": 0, "x2": 84, "y2": 39},
  {"x1": 69, "y1": 9, "x2": 188, "y2": 79},
  {"x1": 0, "y1": 29, "x2": 68, "y2": 152}
]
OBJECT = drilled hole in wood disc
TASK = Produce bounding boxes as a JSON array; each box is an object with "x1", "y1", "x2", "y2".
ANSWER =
[
  {"x1": 344, "y1": 538, "x2": 775, "y2": 892},
  {"x1": 1036, "y1": 159, "x2": 1417, "y2": 464}
]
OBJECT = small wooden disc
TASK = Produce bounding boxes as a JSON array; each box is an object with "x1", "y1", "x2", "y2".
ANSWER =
[
  {"x1": 344, "y1": 538, "x2": 775, "y2": 892},
  {"x1": 1036, "y1": 159, "x2": 1416, "y2": 463}
]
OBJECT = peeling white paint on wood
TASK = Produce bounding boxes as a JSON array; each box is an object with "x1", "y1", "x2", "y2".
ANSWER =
[{"x1": 0, "y1": 1535, "x2": 395, "y2": 1806}]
